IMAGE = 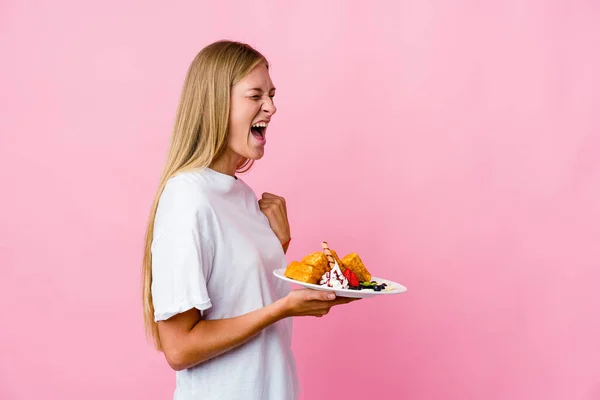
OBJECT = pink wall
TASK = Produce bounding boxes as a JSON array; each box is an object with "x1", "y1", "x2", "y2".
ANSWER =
[{"x1": 1, "y1": 1, "x2": 599, "y2": 399}]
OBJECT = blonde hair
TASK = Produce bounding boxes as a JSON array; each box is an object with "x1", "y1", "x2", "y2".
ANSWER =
[{"x1": 142, "y1": 40, "x2": 267, "y2": 350}]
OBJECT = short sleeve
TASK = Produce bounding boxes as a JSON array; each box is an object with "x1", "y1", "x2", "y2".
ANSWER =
[{"x1": 150, "y1": 181, "x2": 215, "y2": 322}]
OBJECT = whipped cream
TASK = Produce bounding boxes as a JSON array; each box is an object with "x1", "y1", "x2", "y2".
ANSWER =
[{"x1": 319, "y1": 260, "x2": 348, "y2": 289}]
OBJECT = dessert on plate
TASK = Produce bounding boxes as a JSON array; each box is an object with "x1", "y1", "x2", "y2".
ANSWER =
[{"x1": 284, "y1": 241, "x2": 391, "y2": 292}]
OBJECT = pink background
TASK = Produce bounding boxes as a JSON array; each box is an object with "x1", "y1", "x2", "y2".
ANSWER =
[{"x1": 1, "y1": 1, "x2": 599, "y2": 399}]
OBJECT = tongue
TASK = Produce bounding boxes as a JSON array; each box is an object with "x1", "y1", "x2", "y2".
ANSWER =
[{"x1": 251, "y1": 127, "x2": 262, "y2": 138}]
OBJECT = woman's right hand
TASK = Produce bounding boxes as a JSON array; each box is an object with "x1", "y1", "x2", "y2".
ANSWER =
[{"x1": 279, "y1": 289, "x2": 359, "y2": 318}]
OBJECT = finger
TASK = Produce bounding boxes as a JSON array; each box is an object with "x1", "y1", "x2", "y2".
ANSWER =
[
  {"x1": 310, "y1": 290, "x2": 336, "y2": 301},
  {"x1": 259, "y1": 201, "x2": 277, "y2": 211},
  {"x1": 275, "y1": 199, "x2": 287, "y2": 215},
  {"x1": 261, "y1": 199, "x2": 285, "y2": 208},
  {"x1": 313, "y1": 308, "x2": 330, "y2": 318},
  {"x1": 258, "y1": 198, "x2": 287, "y2": 215},
  {"x1": 261, "y1": 192, "x2": 281, "y2": 200},
  {"x1": 260, "y1": 205, "x2": 277, "y2": 215},
  {"x1": 332, "y1": 297, "x2": 360, "y2": 306},
  {"x1": 262, "y1": 193, "x2": 286, "y2": 206},
  {"x1": 260, "y1": 199, "x2": 286, "y2": 219},
  {"x1": 259, "y1": 200, "x2": 277, "y2": 208},
  {"x1": 260, "y1": 203, "x2": 284, "y2": 216}
]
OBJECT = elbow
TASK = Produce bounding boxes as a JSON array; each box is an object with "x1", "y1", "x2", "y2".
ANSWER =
[
  {"x1": 169, "y1": 360, "x2": 186, "y2": 372},
  {"x1": 171, "y1": 363, "x2": 186, "y2": 372},
  {"x1": 165, "y1": 347, "x2": 207, "y2": 371},
  {"x1": 164, "y1": 348, "x2": 188, "y2": 371}
]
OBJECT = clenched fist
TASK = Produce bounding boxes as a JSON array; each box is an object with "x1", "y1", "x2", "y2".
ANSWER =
[{"x1": 258, "y1": 192, "x2": 291, "y2": 247}]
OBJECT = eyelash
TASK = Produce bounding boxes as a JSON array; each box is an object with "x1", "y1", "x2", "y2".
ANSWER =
[{"x1": 251, "y1": 95, "x2": 276, "y2": 100}]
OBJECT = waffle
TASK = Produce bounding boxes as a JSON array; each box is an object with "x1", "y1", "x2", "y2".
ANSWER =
[
  {"x1": 284, "y1": 252, "x2": 329, "y2": 284},
  {"x1": 341, "y1": 252, "x2": 371, "y2": 282}
]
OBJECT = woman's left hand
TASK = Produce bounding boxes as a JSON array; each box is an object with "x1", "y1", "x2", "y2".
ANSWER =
[{"x1": 258, "y1": 192, "x2": 291, "y2": 246}]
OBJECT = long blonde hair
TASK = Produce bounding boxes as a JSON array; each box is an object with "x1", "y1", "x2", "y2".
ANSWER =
[{"x1": 142, "y1": 40, "x2": 267, "y2": 350}]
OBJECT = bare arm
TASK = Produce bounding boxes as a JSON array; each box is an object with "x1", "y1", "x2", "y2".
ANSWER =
[
  {"x1": 158, "y1": 290, "x2": 356, "y2": 371},
  {"x1": 159, "y1": 299, "x2": 283, "y2": 370}
]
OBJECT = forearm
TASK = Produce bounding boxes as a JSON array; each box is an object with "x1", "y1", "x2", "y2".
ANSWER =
[{"x1": 172, "y1": 298, "x2": 288, "y2": 370}]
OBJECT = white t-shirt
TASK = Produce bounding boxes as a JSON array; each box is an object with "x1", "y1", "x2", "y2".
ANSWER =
[{"x1": 151, "y1": 167, "x2": 299, "y2": 400}]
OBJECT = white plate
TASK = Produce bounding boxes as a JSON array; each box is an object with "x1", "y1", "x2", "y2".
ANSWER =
[{"x1": 273, "y1": 268, "x2": 407, "y2": 298}]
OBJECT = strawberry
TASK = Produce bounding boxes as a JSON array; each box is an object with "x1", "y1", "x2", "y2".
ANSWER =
[
  {"x1": 344, "y1": 269, "x2": 360, "y2": 287},
  {"x1": 343, "y1": 269, "x2": 352, "y2": 280}
]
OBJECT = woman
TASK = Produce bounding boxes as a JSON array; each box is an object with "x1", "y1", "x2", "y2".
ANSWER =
[{"x1": 141, "y1": 40, "x2": 355, "y2": 399}]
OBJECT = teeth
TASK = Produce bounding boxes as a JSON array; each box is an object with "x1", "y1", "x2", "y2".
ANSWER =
[{"x1": 252, "y1": 122, "x2": 268, "y2": 128}]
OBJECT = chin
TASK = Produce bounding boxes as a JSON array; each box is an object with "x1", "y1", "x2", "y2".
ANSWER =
[
  {"x1": 244, "y1": 143, "x2": 265, "y2": 160},
  {"x1": 249, "y1": 150, "x2": 265, "y2": 160}
]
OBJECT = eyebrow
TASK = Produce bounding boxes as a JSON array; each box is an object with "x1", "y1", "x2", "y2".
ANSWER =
[{"x1": 247, "y1": 87, "x2": 276, "y2": 92}]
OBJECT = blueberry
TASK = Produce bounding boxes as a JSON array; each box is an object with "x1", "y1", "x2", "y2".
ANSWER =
[{"x1": 374, "y1": 286, "x2": 382, "y2": 292}]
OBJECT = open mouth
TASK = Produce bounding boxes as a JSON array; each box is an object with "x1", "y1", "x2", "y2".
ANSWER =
[{"x1": 251, "y1": 122, "x2": 268, "y2": 141}]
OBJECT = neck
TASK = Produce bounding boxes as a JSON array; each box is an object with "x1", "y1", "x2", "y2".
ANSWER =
[{"x1": 210, "y1": 150, "x2": 243, "y2": 177}]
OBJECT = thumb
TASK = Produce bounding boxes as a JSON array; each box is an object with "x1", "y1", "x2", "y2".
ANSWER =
[{"x1": 314, "y1": 291, "x2": 336, "y2": 301}]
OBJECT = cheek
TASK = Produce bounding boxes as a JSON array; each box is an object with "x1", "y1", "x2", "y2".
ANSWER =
[
  {"x1": 228, "y1": 116, "x2": 250, "y2": 150},
  {"x1": 230, "y1": 103, "x2": 256, "y2": 129},
  {"x1": 228, "y1": 110, "x2": 247, "y2": 138}
]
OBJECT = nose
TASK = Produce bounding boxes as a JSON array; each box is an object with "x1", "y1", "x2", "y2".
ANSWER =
[{"x1": 262, "y1": 97, "x2": 277, "y2": 116}]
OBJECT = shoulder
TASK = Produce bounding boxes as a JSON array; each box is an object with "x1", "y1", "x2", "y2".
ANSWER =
[
  {"x1": 160, "y1": 170, "x2": 213, "y2": 208},
  {"x1": 154, "y1": 170, "x2": 216, "y2": 234}
]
